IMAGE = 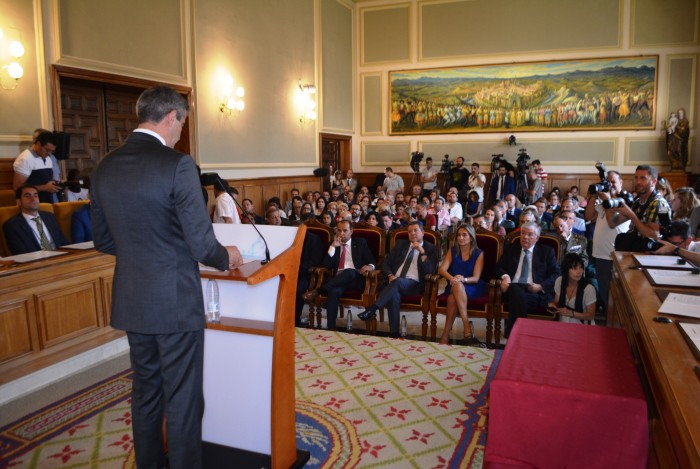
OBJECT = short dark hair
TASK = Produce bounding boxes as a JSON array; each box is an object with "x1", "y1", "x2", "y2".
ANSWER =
[
  {"x1": 16, "y1": 183, "x2": 38, "y2": 199},
  {"x1": 242, "y1": 198, "x2": 253, "y2": 205},
  {"x1": 34, "y1": 130, "x2": 56, "y2": 146},
  {"x1": 636, "y1": 164, "x2": 658, "y2": 180},
  {"x1": 666, "y1": 220, "x2": 691, "y2": 240},
  {"x1": 136, "y1": 85, "x2": 189, "y2": 124},
  {"x1": 426, "y1": 157, "x2": 432, "y2": 162},
  {"x1": 407, "y1": 220, "x2": 423, "y2": 231},
  {"x1": 532, "y1": 159, "x2": 541, "y2": 165},
  {"x1": 471, "y1": 162, "x2": 480, "y2": 168}
]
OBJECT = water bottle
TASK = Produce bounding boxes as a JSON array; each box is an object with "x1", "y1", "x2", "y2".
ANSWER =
[
  {"x1": 347, "y1": 311, "x2": 353, "y2": 332},
  {"x1": 400, "y1": 315, "x2": 408, "y2": 338},
  {"x1": 206, "y1": 279, "x2": 220, "y2": 323}
]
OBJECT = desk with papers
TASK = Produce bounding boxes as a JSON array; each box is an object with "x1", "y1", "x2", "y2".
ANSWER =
[{"x1": 611, "y1": 252, "x2": 700, "y2": 467}]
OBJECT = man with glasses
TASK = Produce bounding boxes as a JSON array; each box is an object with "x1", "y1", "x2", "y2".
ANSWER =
[{"x1": 13, "y1": 130, "x2": 60, "y2": 203}]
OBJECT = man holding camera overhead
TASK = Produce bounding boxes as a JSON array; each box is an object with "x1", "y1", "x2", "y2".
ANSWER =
[{"x1": 585, "y1": 165, "x2": 632, "y2": 322}]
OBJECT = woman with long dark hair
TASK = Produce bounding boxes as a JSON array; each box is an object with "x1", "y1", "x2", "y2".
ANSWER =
[{"x1": 549, "y1": 253, "x2": 596, "y2": 324}]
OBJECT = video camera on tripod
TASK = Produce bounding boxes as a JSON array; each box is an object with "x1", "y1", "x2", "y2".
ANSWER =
[
  {"x1": 439, "y1": 154, "x2": 453, "y2": 173},
  {"x1": 410, "y1": 151, "x2": 424, "y2": 173},
  {"x1": 516, "y1": 148, "x2": 530, "y2": 174}
]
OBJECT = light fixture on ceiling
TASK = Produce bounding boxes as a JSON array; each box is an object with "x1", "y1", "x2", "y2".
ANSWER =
[
  {"x1": 0, "y1": 27, "x2": 25, "y2": 91},
  {"x1": 219, "y1": 74, "x2": 245, "y2": 115},
  {"x1": 297, "y1": 79, "x2": 317, "y2": 124}
]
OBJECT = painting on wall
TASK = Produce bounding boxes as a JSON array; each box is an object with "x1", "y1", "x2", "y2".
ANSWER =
[{"x1": 389, "y1": 56, "x2": 658, "y2": 135}]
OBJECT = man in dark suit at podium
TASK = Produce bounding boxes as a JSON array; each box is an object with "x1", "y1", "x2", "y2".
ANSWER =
[
  {"x1": 359, "y1": 221, "x2": 438, "y2": 336},
  {"x1": 302, "y1": 219, "x2": 375, "y2": 330},
  {"x1": 91, "y1": 85, "x2": 242, "y2": 469},
  {"x1": 495, "y1": 222, "x2": 560, "y2": 338}
]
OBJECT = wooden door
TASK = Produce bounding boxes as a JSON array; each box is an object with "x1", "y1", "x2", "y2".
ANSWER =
[{"x1": 320, "y1": 133, "x2": 351, "y2": 192}]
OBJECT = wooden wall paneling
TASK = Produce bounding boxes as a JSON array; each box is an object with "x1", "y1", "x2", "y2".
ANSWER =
[
  {"x1": 242, "y1": 185, "x2": 263, "y2": 215},
  {"x1": 35, "y1": 280, "x2": 103, "y2": 349},
  {"x1": 0, "y1": 160, "x2": 14, "y2": 191},
  {"x1": 101, "y1": 276, "x2": 113, "y2": 325},
  {"x1": 0, "y1": 299, "x2": 35, "y2": 365},
  {"x1": 60, "y1": 83, "x2": 106, "y2": 176},
  {"x1": 104, "y1": 89, "x2": 139, "y2": 153}
]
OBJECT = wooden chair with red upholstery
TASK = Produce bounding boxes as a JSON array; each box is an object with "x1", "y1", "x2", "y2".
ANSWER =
[
  {"x1": 302, "y1": 218, "x2": 334, "y2": 328},
  {"x1": 304, "y1": 219, "x2": 385, "y2": 330},
  {"x1": 364, "y1": 225, "x2": 441, "y2": 339},
  {"x1": 493, "y1": 229, "x2": 564, "y2": 345},
  {"x1": 429, "y1": 227, "x2": 503, "y2": 345}
]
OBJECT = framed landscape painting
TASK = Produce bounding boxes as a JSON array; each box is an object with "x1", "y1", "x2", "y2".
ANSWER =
[{"x1": 389, "y1": 56, "x2": 658, "y2": 135}]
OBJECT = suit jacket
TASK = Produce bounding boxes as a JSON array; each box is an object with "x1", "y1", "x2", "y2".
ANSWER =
[
  {"x1": 495, "y1": 242, "x2": 560, "y2": 295},
  {"x1": 381, "y1": 238, "x2": 438, "y2": 286},
  {"x1": 71, "y1": 204, "x2": 92, "y2": 243},
  {"x1": 505, "y1": 208, "x2": 522, "y2": 223},
  {"x1": 323, "y1": 237, "x2": 375, "y2": 275},
  {"x1": 91, "y1": 132, "x2": 229, "y2": 334},
  {"x1": 489, "y1": 175, "x2": 516, "y2": 203},
  {"x1": 300, "y1": 231, "x2": 323, "y2": 281},
  {"x1": 3, "y1": 211, "x2": 68, "y2": 255}
]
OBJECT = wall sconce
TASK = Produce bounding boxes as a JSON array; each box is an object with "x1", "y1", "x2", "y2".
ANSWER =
[
  {"x1": 0, "y1": 27, "x2": 25, "y2": 91},
  {"x1": 219, "y1": 75, "x2": 245, "y2": 115},
  {"x1": 297, "y1": 79, "x2": 317, "y2": 124}
]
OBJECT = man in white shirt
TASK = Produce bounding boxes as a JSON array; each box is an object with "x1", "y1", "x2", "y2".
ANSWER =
[
  {"x1": 212, "y1": 179, "x2": 240, "y2": 224},
  {"x1": 468, "y1": 162, "x2": 486, "y2": 202},
  {"x1": 446, "y1": 189, "x2": 463, "y2": 227},
  {"x1": 420, "y1": 157, "x2": 438, "y2": 197}
]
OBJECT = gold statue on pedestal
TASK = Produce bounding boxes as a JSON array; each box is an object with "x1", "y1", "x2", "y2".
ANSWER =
[{"x1": 665, "y1": 107, "x2": 690, "y2": 171}]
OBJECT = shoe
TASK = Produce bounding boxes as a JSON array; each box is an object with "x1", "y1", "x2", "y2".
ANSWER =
[
  {"x1": 357, "y1": 309, "x2": 374, "y2": 321},
  {"x1": 302, "y1": 290, "x2": 319, "y2": 302},
  {"x1": 462, "y1": 337, "x2": 487, "y2": 349}
]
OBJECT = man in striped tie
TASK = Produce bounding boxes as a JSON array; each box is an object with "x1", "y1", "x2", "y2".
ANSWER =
[
  {"x1": 495, "y1": 222, "x2": 560, "y2": 338},
  {"x1": 3, "y1": 184, "x2": 68, "y2": 255}
]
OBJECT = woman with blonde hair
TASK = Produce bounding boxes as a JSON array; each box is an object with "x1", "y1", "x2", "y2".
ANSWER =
[{"x1": 438, "y1": 224, "x2": 486, "y2": 345}]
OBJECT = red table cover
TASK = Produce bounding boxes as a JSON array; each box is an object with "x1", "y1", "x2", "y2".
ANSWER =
[{"x1": 485, "y1": 319, "x2": 648, "y2": 468}]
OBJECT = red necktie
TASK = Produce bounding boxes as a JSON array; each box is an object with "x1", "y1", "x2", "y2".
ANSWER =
[{"x1": 338, "y1": 244, "x2": 347, "y2": 271}]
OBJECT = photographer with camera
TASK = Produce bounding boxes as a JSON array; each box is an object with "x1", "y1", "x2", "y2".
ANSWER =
[
  {"x1": 614, "y1": 165, "x2": 671, "y2": 248},
  {"x1": 584, "y1": 166, "x2": 630, "y2": 322}
]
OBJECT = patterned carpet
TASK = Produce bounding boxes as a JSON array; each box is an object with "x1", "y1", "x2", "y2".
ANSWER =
[{"x1": 0, "y1": 328, "x2": 500, "y2": 468}]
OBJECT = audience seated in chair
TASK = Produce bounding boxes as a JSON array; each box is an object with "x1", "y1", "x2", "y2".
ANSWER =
[
  {"x1": 295, "y1": 231, "x2": 323, "y2": 327},
  {"x1": 3, "y1": 184, "x2": 68, "y2": 255},
  {"x1": 71, "y1": 202, "x2": 92, "y2": 243},
  {"x1": 302, "y1": 220, "x2": 376, "y2": 330},
  {"x1": 549, "y1": 253, "x2": 597, "y2": 325},
  {"x1": 495, "y1": 221, "x2": 560, "y2": 338},
  {"x1": 358, "y1": 221, "x2": 438, "y2": 337},
  {"x1": 437, "y1": 224, "x2": 486, "y2": 345}
]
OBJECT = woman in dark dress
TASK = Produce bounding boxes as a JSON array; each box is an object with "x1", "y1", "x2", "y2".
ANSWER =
[{"x1": 438, "y1": 224, "x2": 486, "y2": 344}]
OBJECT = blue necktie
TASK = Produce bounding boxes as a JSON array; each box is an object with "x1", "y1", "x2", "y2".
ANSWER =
[{"x1": 518, "y1": 250, "x2": 530, "y2": 283}]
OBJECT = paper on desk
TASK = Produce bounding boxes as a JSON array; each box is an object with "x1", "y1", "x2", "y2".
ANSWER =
[
  {"x1": 61, "y1": 241, "x2": 95, "y2": 250},
  {"x1": 633, "y1": 254, "x2": 693, "y2": 269},
  {"x1": 677, "y1": 322, "x2": 700, "y2": 358},
  {"x1": 658, "y1": 292, "x2": 700, "y2": 318},
  {"x1": 2, "y1": 250, "x2": 68, "y2": 263},
  {"x1": 199, "y1": 256, "x2": 257, "y2": 272},
  {"x1": 647, "y1": 269, "x2": 700, "y2": 288}
]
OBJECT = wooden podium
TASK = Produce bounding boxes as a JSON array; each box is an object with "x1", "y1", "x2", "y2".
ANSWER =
[{"x1": 199, "y1": 224, "x2": 308, "y2": 469}]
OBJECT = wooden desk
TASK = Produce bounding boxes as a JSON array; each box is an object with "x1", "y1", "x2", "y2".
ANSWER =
[
  {"x1": 611, "y1": 252, "x2": 700, "y2": 468},
  {"x1": 0, "y1": 250, "x2": 119, "y2": 384}
]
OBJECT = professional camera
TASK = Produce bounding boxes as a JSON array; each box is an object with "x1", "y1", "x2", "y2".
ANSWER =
[
  {"x1": 602, "y1": 190, "x2": 634, "y2": 209},
  {"x1": 588, "y1": 161, "x2": 611, "y2": 194},
  {"x1": 409, "y1": 151, "x2": 424, "y2": 173},
  {"x1": 614, "y1": 204, "x2": 672, "y2": 252},
  {"x1": 516, "y1": 148, "x2": 530, "y2": 173},
  {"x1": 440, "y1": 154, "x2": 453, "y2": 173}
]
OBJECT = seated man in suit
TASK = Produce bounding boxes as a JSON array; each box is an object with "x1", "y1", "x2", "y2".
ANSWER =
[
  {"x1": 303, "y1": 220, "x2": 375, "y2": 330},
  {"x1": 488, "y1": 163, "x2": 516, "y2": 206},
  {"x1": 359, "y1": 220, "x2": 438, "y2": 336},
  {"x1": 552, "y1": 213, "x2": 588, "y2": 270},
  {"x1": 495, "y1": 221, "x2": 560, "y2": 338},
  {"x1": 71, "y1": 202, "x2": 92, "y2": 243},
  {"x1": 4, "y1": 184, "x2": 68, "y2": 255},
  {"x1": 504, "y1": 194, "x2": 522, "y2": 223}
]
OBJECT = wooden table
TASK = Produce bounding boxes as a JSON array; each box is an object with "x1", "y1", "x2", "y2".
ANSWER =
[{"x1": 611, "y1": 252, "x2": 700, "y2": 468}]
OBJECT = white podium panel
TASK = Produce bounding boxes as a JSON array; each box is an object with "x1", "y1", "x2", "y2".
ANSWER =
[{"x1": 202, "y1": 329, "x2": 273, "y2": 453}]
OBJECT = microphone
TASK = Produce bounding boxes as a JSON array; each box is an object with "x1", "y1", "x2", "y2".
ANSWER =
[{"x1": 217, "y1": 177, "x2": 271, "y2": 264}]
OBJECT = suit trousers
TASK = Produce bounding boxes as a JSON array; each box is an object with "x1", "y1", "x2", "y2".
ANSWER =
[
  {"x1": 374, "y1": 278, "x2": 422, "y2": 333},
  {"x1": 322, "y1": 269, "x2": 366, "y2": 329},
  {"x1": 594, "y1": 257, "x2": 613, "y2": 321},
  {"x1": 504, "y1": 283, "x2": 549, "y2": 338},
  {"x1": 127, "y1": 329, "x2": 205, "y2": 469}
]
